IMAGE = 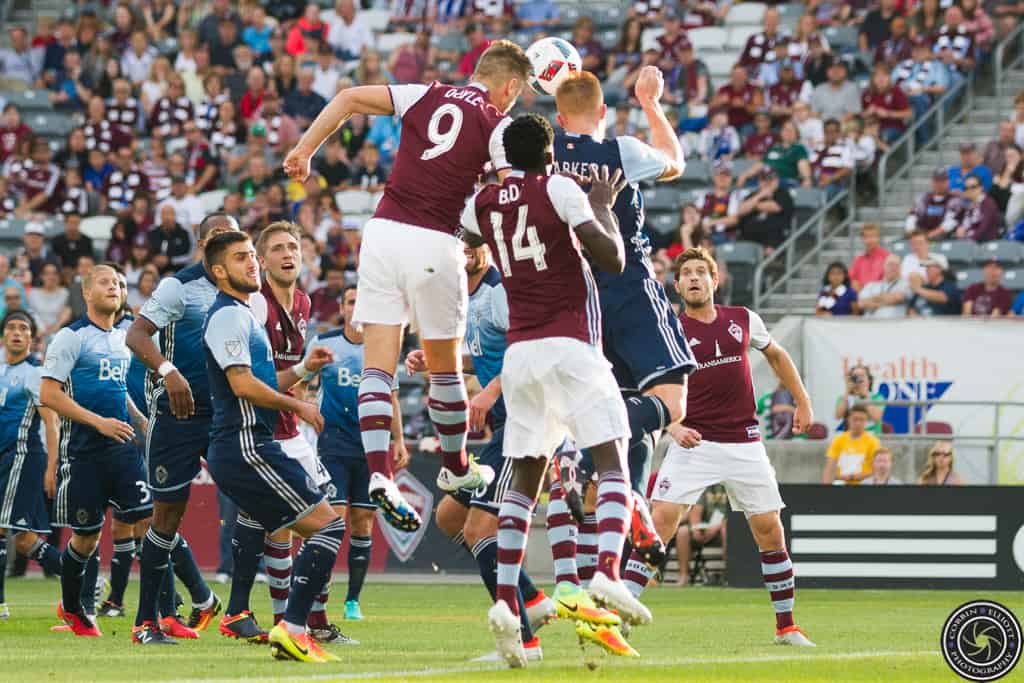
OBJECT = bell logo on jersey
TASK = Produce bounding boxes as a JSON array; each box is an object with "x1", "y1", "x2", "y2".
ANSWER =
[
  {"x1": 336, "y1": 367, "x2": 361, "y2": 387},
  {"x1": 98, "y1": 358, "x2": 129, "y2": 382}
]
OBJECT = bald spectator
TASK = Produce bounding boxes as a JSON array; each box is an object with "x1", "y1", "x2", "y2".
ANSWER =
[
  {"x1": 737, "y1": 7, "x2": 789, "y2": 86},
  {"x1": 933, "y1": 6, "x2": 976, "y2": 81},
  {"x1": 148, "y1": 204, "x2": 193, "y2": 274},
  {"x1": 810, "y1": 61, "x2": 862, "y2": 122},
  {"x1": 955, "y1": 175, "x2": 1003, "y2": 242},
  {"x1": 285, "y1": 68, "x2": 328, "y2": 129},
  {"x1": 157, "y1": 176, "x2": 204, "y2": 233},
  {"x1": 711, "y1": 65, "x2": 763, "y2": 138},
  {"x1": 82, "y1": 96, "x2": 133, "y2": 154},
  {"x1": 0, "y1": 26, "x2": 43, "y2": 89},
  {"x1": 107, "y1": 78, "x2": 144, "y2": 133},
  {"x1": 859, "y1": 255, "x2": 910, "y2": 318},
  {"x1": 906, "y1": 168, "x2": 963, "y2": 239},
  {"x1": 963, "y1": 260, "x2": 1013, "y2": 316},
  {"x1": 325, "y1": 0, "x2": 374, "y2": 60}
]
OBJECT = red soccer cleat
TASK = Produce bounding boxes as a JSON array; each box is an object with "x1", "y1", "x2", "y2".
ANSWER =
[
  {"x1": 160, "y1": 615, "x2": 199, "y2": 639},
  {"x1": 629, "y1": 495, "x2": 667, "y2": 568},
  {"x1": 58, "y1": 602, "x2": 101, "y2": 637}
]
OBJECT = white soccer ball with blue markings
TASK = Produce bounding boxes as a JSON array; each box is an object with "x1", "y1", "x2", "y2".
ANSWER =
[{"x1": 526, "y1": 37, "x2": 582, "y2": 96}]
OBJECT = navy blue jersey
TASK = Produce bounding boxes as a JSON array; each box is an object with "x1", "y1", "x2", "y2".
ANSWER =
[
  {"x1": 117, "y1": 314, "x2": 149, "y2": 414},
  {"x1": 552, "y1": 133, "x2": 669, "y2": 297},
  {"x1": 42, "y1": 318, "x2": 132, "y2": 458},
  {"x1": 0, "y1": 359, "x2": 43, "y2": 457},
  {"x1": 139, "y1": 262, "x2": 219, "y2": 416},
  {"x1": 466, "y1": 266, "x2": 509, "y2": 426},
  {"x1": 203, "y1": 292, "x2": 278, "y2": 444}
]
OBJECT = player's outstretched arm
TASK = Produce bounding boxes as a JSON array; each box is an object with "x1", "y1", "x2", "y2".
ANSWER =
[
  {"x1": 576, "y1": 166, "x2": 628, "y2": 273},
  {"x1": 130, "y1": 300, "x2": 195, "y2": 419},
  {"x1": 633, "y1": 66, "x2": 685, "y2": 181},
  {"x1": 224, "y1": 366, "x2": 325, "y2": 434},
  {"x1": 284, "y1": 85, "x2": 395, "y2": 182},
  {"x1": 762, "y1": 341, "x2": 813, "y2": 435}
]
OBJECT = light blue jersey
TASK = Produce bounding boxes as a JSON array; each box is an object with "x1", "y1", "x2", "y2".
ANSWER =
[
  {"x1": 116, "y1": 313, "x2": 149, "y2": 414},
  {"x1": 42, "y1": 318, "x2": 132, "y2": 458},
  {"x1": 307, "y1": 329, "x2": 398, "y2": 458},
  {"x1": 0, "y1": 360, "x2": 43, "y2": 457},
  {"x1": 203, "y1": 292, "x2": 278, "y2": 443},
  {"x1": 465, "y1": 266, "x2": 509, "y2": 427},
  {"x1": 139, "y1": 262, "x2": 220, "y2": 416}
]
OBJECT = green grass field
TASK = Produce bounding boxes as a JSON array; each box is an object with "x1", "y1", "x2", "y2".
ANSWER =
[{"x1": 0, "y1": 578, "x2": 1019, "y2": 682}]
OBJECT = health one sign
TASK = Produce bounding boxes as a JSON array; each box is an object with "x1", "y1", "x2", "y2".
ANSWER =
[{"x1": 801, "y1": 318, "x2": 1024, "y2": 484}]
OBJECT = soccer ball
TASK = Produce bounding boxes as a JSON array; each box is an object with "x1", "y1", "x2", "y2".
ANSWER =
[{"x1": 526, "y1": 37, "x2": 582, "y2": 96}]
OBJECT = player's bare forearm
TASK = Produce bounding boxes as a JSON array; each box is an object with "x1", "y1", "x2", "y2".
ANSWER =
[
  {"x1": 276, "y1": 366, "x2": 304, "y2": 392},
  {"x1": 293, "y1": 86, "x2": 394, "y2": 157},
  {"x1": 40, "y1": 406, "x2": 59, "y2": 473},
  {"x1": 577, "y1": 212, "x2": 625, "y2": 273},
  {"x1": 126, "y1": 316, "x2": 168, "y2": 372},
  {"x1": 40, "y1": 379, "x2": 106, "y2": 430},
  {"x1": 763, "y1": 342, "x2": 811, "y2": 407},
  {"x1": 641, "y1": 100, "x2": 685, "y2": 180},
  {"x1": 226, "y1": 366, "x2": 310, "y2": 415}
]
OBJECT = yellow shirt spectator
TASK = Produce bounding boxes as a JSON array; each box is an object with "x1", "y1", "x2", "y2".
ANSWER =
[{"x1": 822, "y1": 406, "x2": 880, "y2": 485}]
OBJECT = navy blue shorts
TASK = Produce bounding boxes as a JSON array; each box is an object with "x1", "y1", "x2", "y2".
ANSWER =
[
  {"x1": 449, "y1": 426, "x2": 514, "y2": 513},
  {"x1": 207, "y1": 435, "x2": 326, "y2": 533},
  {"x1": 146, "y1": 412, "x2": 209, "y2": 502},
  {"x1": 0, "y1": 446, "x2": 50, "y2": 533},
  {"x1": 318, "y1": 429, "x2": 374, "y2": 509},
  {"x1": 577, "y1": 438, "x2": 649, "y2": 495},
  {"x1": 602, "y1": 283, "x2": 694, "y2": 391},
  {"x1": 56, "y1": 442, "x2": 153, "y2": 534}
]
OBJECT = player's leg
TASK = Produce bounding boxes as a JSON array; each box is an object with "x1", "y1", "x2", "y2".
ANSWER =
[
  {"x1": 265, "y1": 528, "x2": 292, "y2": 625},
  {"x1": 0, "y1": 530, "x2": 6, "y2": 617},
  {"x1": 345, "y1": 506, "x2": 375, "y2": 611},
  {"x1": 59, "y1": 456, "x2": 105, "y2": 636},
  {"x1": 434, "y1": 494, "x2": 470, "y2": 543},
  {"x1": 578, "y1": 484, "x2": 598, "y2": 583},
  {"x1": 674, "y1": 523, "x2": 693, "y2": 587},
  {"x1": 60, "y1": 530, "x2": 102, "y2": 635},
  {"x1": 421, "y1": 337, "x2": 471, "y2": 481},
  {"x1": 102, "y1": 517, "x2": 136, "y2": 615}
]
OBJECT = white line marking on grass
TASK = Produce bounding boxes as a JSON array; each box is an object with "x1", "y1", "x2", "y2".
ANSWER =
[{"x1": 162, "y1": 649, "x2": 939, "y2": 683}]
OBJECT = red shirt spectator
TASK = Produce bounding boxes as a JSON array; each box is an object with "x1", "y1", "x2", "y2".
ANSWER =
[
  {"x1": 0, "y1": 105, "x2": 32, "y2": 162},
  {"x1": 849, "y1": 224, "x2": 891, "y2": 290},
  {"x1": 458, "y1": 25, "x2": 492, "y2": 78},
  {"x1": 148, "y1": 81, "x2": 194, "y2": 139},
  {"x1": 738, "y1": 8, "x2": 788, "y2": 74},
  {"x1": 712, "y1": 66, "x2": 762, "y2": 131},
  {"x1": 286, "y1": 5, "x2": 329, "y2": 57},
  {"x1": 873, "y1": 17, "x2": 913, "y2": 68}
]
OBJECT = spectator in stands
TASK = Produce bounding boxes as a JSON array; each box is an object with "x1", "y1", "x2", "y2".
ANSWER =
[
  {"x1": 985, "y1": 121, "x2": 1017, "y2": 174},
  {"x1": 737, "y1": 167, "x2": 795, "y2": 255},
  {"x1": 101, "y1": 145, "x2": 150, "y2": 215},
  {"x1": 737, "y1": 6, "x2": 787, "y2": 86},
  {"x1": 108, "y1": 78, "x2": 144, "y2": 134},
  {"x1": 990, "y1": 146, "x2": 1024, "y2": 226},
  {"x1": 315, "y1": 138, "x2": 352, "y2": 191},
  {"x1": 388, "y1": 30, "x2": 432, "y2": 86},
  {"x1": 847, "y1": 115, "x2": 878, "y2": 177},
  {"x1": 655, "y1": 14, "x2": 689, "y2": 70},
  {"x1": 963, "y1": 259, "x2": 1014, "y2": 316},
  {"x1": 674, "y1": 484, "x2": 728, "y2": 587},
  {"x1": 760, "y1": 382, "x2": 797, "y2": 439},
  {"x1": 792, "y1": 100, "x2": 824, "y2": 150},
  {"x1": 809, "y1": 60, "x2": 862, "y2": 123},
  {"x1": 0, "y1": 26, "x2": 43, "y2": 90},
  {"x1": 65, "y1": 253, "x2": 92, "y2": 321},
  {"x1": 911, "y1": 0, "x2": 943, "y2": 39},
  {"x1": 0, "y1": 104, "x2": 32, "y2": 162},
  {"x1": 811, "y1": 118, "x2": 855, "y2": 201},
  {"x1": 742, "y1": 112, "x2": 776, "y2": 160},
  {"x1": 355, "y1": 49, "x2": 392, "y2": 87},
  {"x1": 140, "y1": 57, "x2": 174, "y2": 116},
  {"x1": 148, "y1": 76, "x2": 193, "y2": 140},
  {"x1": 661, "y1": 203, "x2": 702, "y2": 261},
  {"x1": 822, "y1": 404, "x2": 880, "y2": 485},
  {"x1": 121, "y1": 30, "x2": 157, "y2": 86},
  {"x1": 787, "y1": 14, "x2": 829, "y2": 72},
  {"x1": 802, "y1": 32, "x2": 835, "y2": 88},
  {"x1": 50, "y1": 212, "x2": 95, "y2": 274},
  {"x1": 572, "y1": 16, "x2": 606, "y2": 79},
  {"x1": 862, "y1": 64, "x2": 911, "y2": 144},
  {"x1": 0, "y1": 255, "x2": 26, "y2": 316},
  {"x1": 767, "y1": 63, "x2": 802, "y2": 128},
  {"x1": 105, "y1": 218, "x2": 134, "y2": 265},
  {"x1": 128, "y1": 265, "x2": 159, "y2": 314},
  {"x1": 994, "y1": 1, "x2": 1024, "y2": 39},
  {"x1": 606, "y1": 17, "x2": 643, "y2": 88},
  {"x1": 893, "y1": 38, "x2": 950, "y2": 145},
  {"x1": 697, "y1": 110, "x2": 741, "y2": 162},
  {"x1": 933, "y1": 6, "x2": 976, "y2": 84},
  {"x1": 27, "y1": 262, "x2": 71, "y2": 342},
  {"x1": 13, "y1": 138, "x2": 60, "y2": 217},
  {"x1": 148, "y1": 204, "x2": 193, "y2": 275},
  {"x1": 323, "y1": 0, "x2": 372, "y2": 60},
  {"x1": 862, "y1": 448, "x2": 902, "y2": 485},
  {"x1": 700, "y1": 162, "x2": 742, "y2": 245},
  {"x1": 310, "y1": 267, "x2": 346, "y2": 331},
  {"x1": 516, "y1": 0, "x2": 560, "y2": 28},
  {"x1": 48, "y1": 49, "x2": 93, "y2": 112},
  {"x1": 738, "y1": 119, "x2": 813, "y2": 189},
  {"x1": 671, "y1": 43, "x2": 710, "y2": 132},
  {"x1": 908, "y1": 256, "x2": 961, "y2": 316},
  {"x1": 285, "y1": 67, "x2": 328, "y2": 130},
  {"x1": 241, "y1": 7, "x2": 273, "y2": 57},
  {"x1": 199, "y1": 0, "x2": 243, "y2": 47},
  {"x1": 711, "y1": 65, "x2": 762, "y2": 138},
  {"x1": 255, "y1": 92, "x2": 300, "y2": 154},
  {"x1": 859, "y1": 0, "x2": 900, "y2": 54},
  {"x1": 859, "y1": 254, "x2": 910, "y2": 318},
  {"x1": 458, "y1": 23, "x2": 492, "y2": 80},
  {"x1": 816, "y1": 262, "x2": 859, "y2": 315},
  {"x1": 349, "y1": 141, "x2": 388, "y2": 193},
  {"x1": 955, "y1": 174, "x2": 1003, "y2": 242},
  {"x1": 874, "y1": 16, "x2": 912, "y2": 68},
  {"x1": 960, "y1": 0, "x2": 996, "y2": 52},
  {"x1": 905, "y1": 169, "x2": 962, "y2": 239},
  {"x1": 42, "y1": 19, "x2": 78, "y2": 86},
  {"x1": 917, "y1": 441, "x2": 964, "y2": 485},
  {"x1": 181, "y1": 121, "x2": 219, "y2": 194},
  {"x1": 210, "y1": 17, "x2": 245, "y2": 73},
  {"x1": 84, "y1": 148, "x2": 114, "y2": 193},
  {"x1": 836, "y1": 363, "x2": 885, "y2": 432},
  {"x1": 158, "y1": 176, "x2": 205, "y2": 234},
  {"x1": 948, "y1": 143, "x2": 993, "y2": 193},
  {"x1": 124, "y1": 232, "x2": 151, "y2": 288},
  {"x1": 287, "y1": 4, "x2": 329, "y2": 57},
  {"x1": 849, "y1": 223, "x2": 891, "y2": 290}
]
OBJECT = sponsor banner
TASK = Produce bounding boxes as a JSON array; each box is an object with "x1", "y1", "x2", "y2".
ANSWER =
[{"x1": 728, "y1": 485, "x2": 1024, "y2": 589}]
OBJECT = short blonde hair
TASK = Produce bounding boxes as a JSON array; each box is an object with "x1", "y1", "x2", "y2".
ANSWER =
[
  {"x1": 473, "y1": 40, "x2": 532, "y2": 85},
  {"x1": 861, "y1": 222, "x2": 881, "y2": 236},
  {"x1": 555, "y1": 71, "x2": 603, "y2": 118},
  {"x1": 255, "y1": 221, "x2": 302, "y2": 256}
]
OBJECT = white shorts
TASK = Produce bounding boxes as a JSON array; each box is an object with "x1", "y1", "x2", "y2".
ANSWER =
[
  {"x1": 279, "y1": 435, "x2": 331, "y2": 489},
  {"x1": 353, "y1": 218, "x2": 468, "y2": 340},
  {"x1": 501, "y1": 338, "x2": 629, "y2": 460},
  {"x1": 652, "y1": 440, "x2": 784, "y2": 516}
]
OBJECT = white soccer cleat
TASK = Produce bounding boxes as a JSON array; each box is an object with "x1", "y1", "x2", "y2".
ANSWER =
[
  {"x1": 436, "y1": 459, "x2": 495, "y2": 493},
  {"x1": 0, "y1": 603, "x2": 8, "y2": 620},
  {"x1": 588, "y1": 572, "x2": 652, "y2": 626},
  {"x1": 487, "y1": 600, "x2": 527, "y2": 669},
  {"x1": 775, "y1": 625, "x2": 816, "y2": 647},
  {"x1": 368, "y1": 471, "x2": 422, "y2": 532},
  {"x1": 471, "y1": 641, "x2": 543, "y2": 663},
  {"x1": 525, "y1": 594, "x2": 557, "y2": 634}
]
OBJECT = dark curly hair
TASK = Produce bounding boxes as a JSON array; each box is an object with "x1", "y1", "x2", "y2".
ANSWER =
[{"x1": 503, "y1": 113, "x2": 553, "y2": 172}]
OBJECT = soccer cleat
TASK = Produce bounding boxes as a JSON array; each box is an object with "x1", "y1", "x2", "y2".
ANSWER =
[
  {"x1": 187, "y1": 593, "x2": 222, "y2": 631},
  {"x1": 254, "y1": 572, "x2": 268, "y2": 584},
  {"x1": 472, "y1": 637, "x2": 543, "y2": 663},
  {"x1": 343, "y1": 599, "x2": 363, "y2": 621},
  {"x1": 161, "y1": 615, "x2": 199, "y2": 639},
  {"x1": 588, "y1": 572, "x2": 652, "y2": 626},
  {"x1": 557, "y1": 453, "x2": 586, "y2": 524},
  {"x1": 575, "y1": 620, "x2": 639, "y2": 657},
  {"x1": 553, "y1": 581, "x2": 621, "y2": 626},
  {"x1": 0, "y1": 603, "x2": 8, "y2": 620},
  {"x1": 63, "y1": 609, "x2": 102, "y2": 637},
  {"x1": 268, "y1": 623, "x2": 326, "y2": 663},
  {"x1": 306, "y1": 635, "x2": 341, "y2": 662},
  {"x1": 98, "y1": 600, "x2": 125, "y2": 618},
  {"x1": 220, "y1": 611, "x2": 269, "y2": 643},
  {"x1": 775, "y1": 625, "x2": 816, "y2": 647},
  {"x1": 309, "y1": 622, "x2": 359, "y2": 645},
  {"x1": 629, "y1": 495, "x2": 667, "y2": 568},
  {"x1": 436, "y1": 455, "x2": 494, "y2": 494},
  {"x1": 368, "y1": 472, "x2": 421, "y2": 532},
  {"x1": 133, "y1": 621, "x2": 178, "y2": 645},
  {"x1": 487, "y1": 600, "x2": 527, "y2": 669},
  {"x1": 524, "y1": 592, "x2": 557, "y2": 633},
  {"x1": 214, "y1": 572, "x2": 230, "y2": 584}
]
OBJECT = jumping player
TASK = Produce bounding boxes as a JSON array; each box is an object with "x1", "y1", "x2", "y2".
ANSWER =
[
  {"x1": 201, "y1": 230, "x2": 343, "y2": 664},
  {"x1": 126, "y1": 215, "x2": 234, "y2": 641},
  {"x1": 552, "y1": 69, "x2": 694, "y2": 564},
  {"x1": 462, "y1": 114, "x2": 648, "y2": 668},
  {"x1": 283, "y1": 41, "x2": 534, "y2": 531},
  {"x1": 41, "y1": 264, "x2": 152, "y2": 638},
  {"x1": 622, "y1": 247, "x2": 816, "y2": 647},
  {"x1": 0, "y1": 311, "x2": 63, "y2": 620},
  {"x1": 305, "y1": 285, "x2": 408, "y2": 623}
]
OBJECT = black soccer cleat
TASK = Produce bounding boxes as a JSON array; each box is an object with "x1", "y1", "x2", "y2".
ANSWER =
[
  {"x1": 219, "y1": 611, "x2": 269, "y2": 644},
  {"x1": 98, "y1": 600, "x2": 125, "y2": 618},
  {"x1": 309, "y1": 622, "x2": 360, "y2": 645},
  {"x1": 132, "y1": 621, "x2": 178, "y2": 645}
]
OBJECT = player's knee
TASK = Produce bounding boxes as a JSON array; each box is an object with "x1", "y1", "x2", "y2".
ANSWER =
[
  {"x1": 462, "y1": 511, "x2": 497, "y2": 548},
  {"x1": 350, "y1": 508, "x2": 374, "y2": 537},
  {"x1": 434, "y1": 497, "x2": 467, "y2": 539},
  {"x1": 648, "y1": 385, "x2": 686, "y2": 425},
  {"x1": 748, "y1": 512, "x2": 783, "y2": 550},
  {"x1": 652, "y1": 502, "x2": 685, "y2": 543},
  {"x1": 71, "y1": 532, "x2": 101, "y2": 557},
  {"x1": 152, "y1": 500, "x2": 187, "y2": 535},
  {"x1": 12, "y1": 531, "x2": 37, "y2": 555}
]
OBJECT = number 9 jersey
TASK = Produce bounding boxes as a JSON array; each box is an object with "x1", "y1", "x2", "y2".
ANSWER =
[{"x1": 352, "y1": 82, "x2": 512, "y2": 340}]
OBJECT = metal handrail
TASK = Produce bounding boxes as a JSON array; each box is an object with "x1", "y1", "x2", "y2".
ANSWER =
[{"x1": 995, "y1": 20, "x2": 1024, "y2": 100}]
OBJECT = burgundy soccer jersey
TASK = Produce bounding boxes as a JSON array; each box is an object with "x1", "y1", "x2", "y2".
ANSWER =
[
  {"x1": 251, "y1": 280, "x2": 310, "y2": 440},
  {"x1": 374, "y1": 81, "x2": 510, "y2": 236},
  {"x1": 461, "y1": 172, "x2": 599, "y2": 346},
  {"x1": 0, "y1": 123, "x2": 31, "y2": 161},
  {"x1": 678, "y1": 305, "x2": 771, "y2": 443}
]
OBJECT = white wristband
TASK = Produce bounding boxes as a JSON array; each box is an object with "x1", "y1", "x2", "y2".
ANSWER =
[
  {"x1": 158, "y1": 361, "x2": 176, "y2": 378},
  {"x1": 295, "y1": 360, "x2": 313, "y2": 381}
]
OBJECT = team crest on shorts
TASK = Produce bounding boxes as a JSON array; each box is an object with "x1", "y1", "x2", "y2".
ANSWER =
[
  {"x1": 155, "y1": 465, "x2": 168, "y2": 485},
  {"x1": 325, "y1": 483, "x2": 337, "y2": 499},
  {"x1": 657, "y1": 478, "x2": 671, "y2": 496},
  {"x1": 76, "y1": 509, "x2": 90, "y2": 525},
  {"x1": 728, "y1": 321, "x2": 743, "y2": 343},
  {"x1": 224, "y1": 339, "x2": 242, "y2": 358}
]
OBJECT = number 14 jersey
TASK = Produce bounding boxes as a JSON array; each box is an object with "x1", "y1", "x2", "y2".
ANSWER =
[{"x1": 461, "y1": 171, "x2": 600, "y2": 346}]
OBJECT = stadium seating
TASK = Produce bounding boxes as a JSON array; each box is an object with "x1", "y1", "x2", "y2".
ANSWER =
[
  {"x1": 978, "y1": 240, "x2": 1024, "y2": 266},
  {"x1": 376, "y1": 32, "x2": 417, "y2": 55},
  {"x1": 336, "y1": 189, "x2": 375, "y2": 214},
  {"x1": 703, "y1": 53, "x2": 738, "y2": 83},
  {"x1": 718, "y1": 240, "x2": 762, "y2": 305},
  {"x1": 724, "y1": 2, "x2": 766, "y2": 26},
  {"x1": 646, "y1": 212, "x2": 679, "y2": 239},
  {"x1": 1, "y1": 89, "x2": 53, "y2": 113},
  {"x1": 688, "y1": 28, "x2": 728, "y2": 53},
  {"x1": 1003, "y1": 268, "x2": 1023, "y2": 291},
  {"x1": 29, "y1": 112, "x2": 74, "y2": 139},
  {"x1": 888, "y1": 240, "x2": 910, "y2": 258},
  {"x1": 361, "y1": 8, "x2": 390, "y2": 32},
  {"x1": 198, "y1": 189, "x2": 228, "y2": 214},
  {"x1": 645, "y1": 185, "x2": 684, "y2": 212},
  {"x1": 79, "y1": 216, "x2": 116, "y2": 242},
  {"x1": 640, "y1": 27, "x2": 665, "y2": 53},
  {"x1": 679, "y1": 159, "x2": 711, "y2": 188},
  {"x1": 824, "y1": 26, "x2": 861, "y2": 54},
  {"x1": 934, "y1": 240, "x2": 980, "y2": 270},
  {"x1": 0, "y1": 218, "x2": 27, "y2": 242},
  {"x1": 725, "y1": 26, "x2": 759, "y2": 51},
  {"x1": 955, "y1": 268, "x2": 984, "y2": 289}
]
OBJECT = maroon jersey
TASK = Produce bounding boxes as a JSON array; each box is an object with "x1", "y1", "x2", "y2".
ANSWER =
[
  {"x1": 768, "y1": 80, "x2": 802, "y2": 122},
  {"x1": 678, "y1": 305, "x2": 771, "y2": 443},
  {"x1": 252, "y1": 281, "x2": 311, "y2": 440},
  {"x1": 83, "y1": 120, "x2": 132, "y2": 153},
  {"x1": 461, "y1": 172, "x2": 599, "y2": 345},
  {"x1": 861, "y1": 86, "x2": 910, "y2": 133},
  {"x1": 0, "y1": 123, "x2": 31, "y2": 161},
  {"x1": 106, "y1": 96, "x2": 142, "y2": 131},
  {"x1": 716, "y1": 83, "x2": 758, "y2": 129},
  {"x1": 743, "y1": 131, "x2": 776, "y2": 157},
  {"x1": 739, "y1": 32, "x2": 789, "y2": 67},
  {"x1": 12, "y1": 159, "x2": 60, "y2": 207},
  {"x1": 148, "y1": 95, "x2": 194, "y2": 139},
  {"x1": 375, "y1": 82, "x2": 510, "y2": 236}
]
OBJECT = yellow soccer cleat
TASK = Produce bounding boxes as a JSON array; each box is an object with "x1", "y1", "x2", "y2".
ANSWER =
[
  {"x1": 307, "y1": 636, "x2": 341, "y2": 662},
  {"x1": 268, "y1": 623, "x2": 326, "y2": 663},
  {"x1": 553, "y1": 581, "x2": 621, "y2": 627},
  {"x1": 575, "y1": 619, "x2": 639, "y2": 657}
]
